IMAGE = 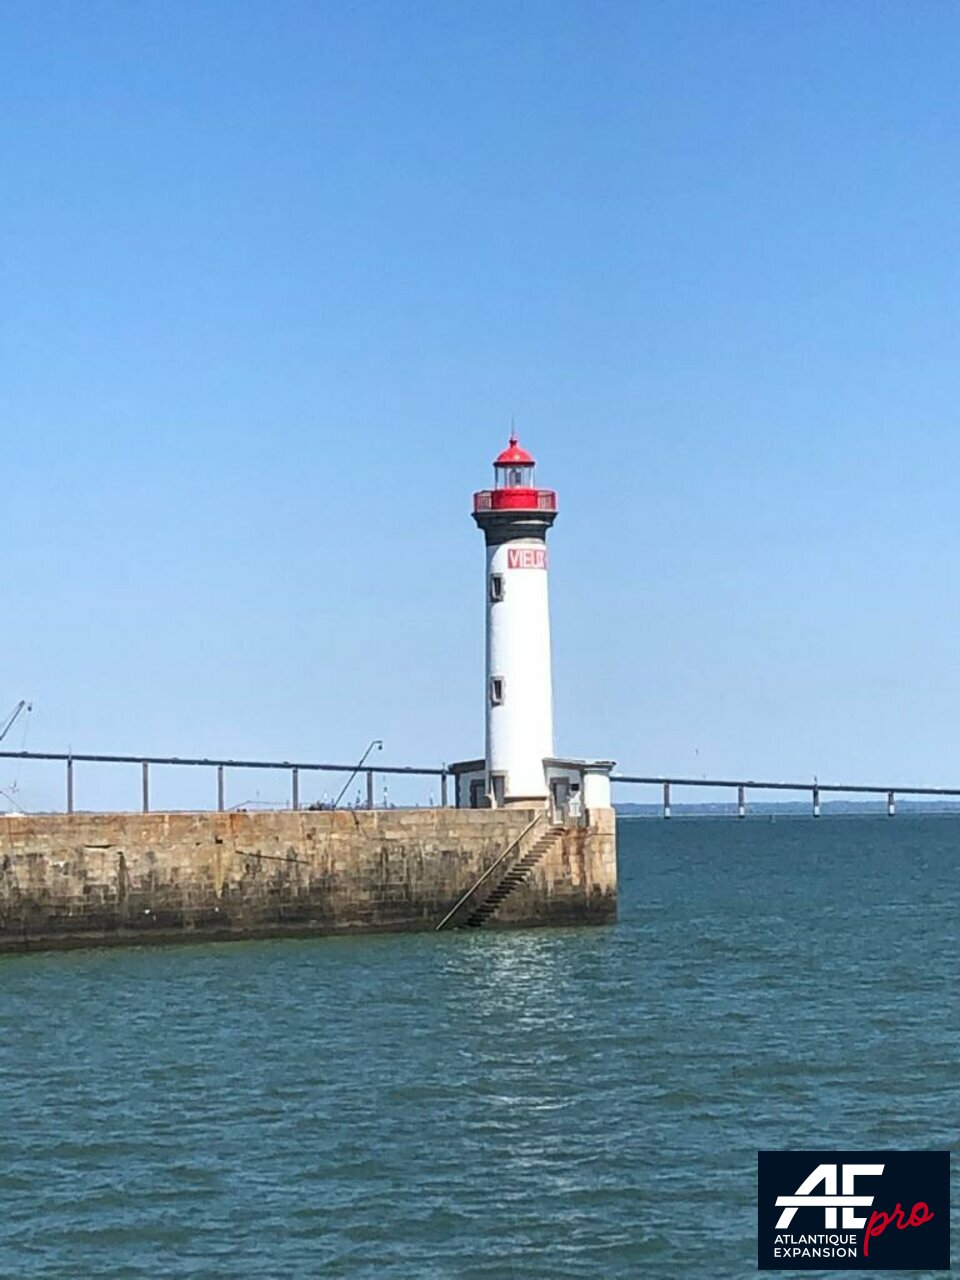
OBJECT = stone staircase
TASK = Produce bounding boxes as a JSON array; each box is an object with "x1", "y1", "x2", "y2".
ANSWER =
[{"x1": 436, "y1": 818, "x2": 564, "y2": 931}]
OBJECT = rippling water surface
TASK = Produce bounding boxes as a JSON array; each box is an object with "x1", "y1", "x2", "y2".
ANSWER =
[{"x1": 0, "y1": 816, "x2": 957, "y2": 1278}]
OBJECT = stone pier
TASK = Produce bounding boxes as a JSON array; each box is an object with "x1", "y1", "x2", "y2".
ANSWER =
[{"x1": 0, "y1": 807, "x2": 617, "y2": 952}]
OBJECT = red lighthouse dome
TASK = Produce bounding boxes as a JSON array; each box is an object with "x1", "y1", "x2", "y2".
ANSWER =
[
  {"x1": 473, "y1": 432, "x2": 558, "y2": 519},
  {"x1": 494, "y1": 434, "x2": 536, "y2": 467}
]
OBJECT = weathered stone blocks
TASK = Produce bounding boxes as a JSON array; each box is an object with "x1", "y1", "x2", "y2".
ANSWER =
[{"x1": 0, "y1": 807, "x2": 616, "y2": 951}]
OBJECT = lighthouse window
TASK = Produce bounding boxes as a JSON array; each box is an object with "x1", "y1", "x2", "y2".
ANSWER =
[
  {"x1": 489, "y1": 573, "x2": 504, "y2": 602},
  {"x1": 498, "y1": 463, "x2": 534, "y2": 489},
  {"x1": 489, "y1": 676, "x2": 505, "y2": 706}
]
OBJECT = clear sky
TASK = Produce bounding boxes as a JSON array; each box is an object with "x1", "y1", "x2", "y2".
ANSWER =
[{"x1": 4, "y1": 0, "x2": 960, "y2": 810}]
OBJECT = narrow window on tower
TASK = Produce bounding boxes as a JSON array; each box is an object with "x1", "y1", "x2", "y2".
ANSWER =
[
  {"x1": 489, "y1": 573, "x2": 504, "y2": 602},
  {"x1": 489, "y1": 676, "x2": 505, "y2": 706}
]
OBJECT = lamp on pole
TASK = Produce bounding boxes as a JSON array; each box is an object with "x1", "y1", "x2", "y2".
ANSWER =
[{"x1": 332, "y1": 740, "x2": 383, "y2": 810}]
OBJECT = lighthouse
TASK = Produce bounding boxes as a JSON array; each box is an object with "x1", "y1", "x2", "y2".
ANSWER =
[{"x1": 471, "y1": 435, "x2": 558, "y2": 807}]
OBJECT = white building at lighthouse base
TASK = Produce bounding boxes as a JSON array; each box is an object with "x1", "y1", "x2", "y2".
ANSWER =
[{"x1": 450, "y1": 755, "x2": 615, "y2": 824}]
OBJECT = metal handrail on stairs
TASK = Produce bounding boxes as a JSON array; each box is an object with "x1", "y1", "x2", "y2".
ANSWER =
[{"x1": 435, "y1": 812, "x2": 545, "y2": 931}]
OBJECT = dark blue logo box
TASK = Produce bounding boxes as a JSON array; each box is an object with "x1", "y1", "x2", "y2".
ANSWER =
[{"x1": 758, "y1": 1150, "x2": 949, "y2": 1271}]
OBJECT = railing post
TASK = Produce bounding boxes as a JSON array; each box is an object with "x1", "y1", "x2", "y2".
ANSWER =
[
  {"x1": 66, "y1": 756, "x2": 74, "y2": 814},
  {"x1": 663, "y1": 780, "x2": 671, "y2": 820},
  {"x1": 737, "y1": 784, "x2": 746, "y2": 819},
  {"x1": 217, "y1": 764, "x2": 225, "y2": 812},
  {"x1": 292, "y1": 767, "x2": 300, "y2": 812},
  {"x1": 812, "y1": 786, "x2": 821, "y2": 818},
  {"x1": 142, "y1": 761, "x2": 150, "y2": 814},
  {"x1": 887, "y1": 789, "x2": 895, "y2": 817},
  {"x1": 367, "y1": 770, "x2": 375, "y2": 810},
  {"x1": 440, "y1": 771, "x2": 448, "y2": 807}
]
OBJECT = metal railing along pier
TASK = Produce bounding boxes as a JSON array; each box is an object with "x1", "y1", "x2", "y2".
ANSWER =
[{"x1": 0, "y1": 750, "x2": 450, "y2": 814}]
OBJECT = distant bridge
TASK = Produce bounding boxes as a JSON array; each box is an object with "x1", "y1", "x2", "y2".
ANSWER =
[
  {"x1": 2, "y1": 749, "x2": 959, "y2": 818},
  {"x1": 611, "y1": 773, "x2": 960, "y2": 817}
]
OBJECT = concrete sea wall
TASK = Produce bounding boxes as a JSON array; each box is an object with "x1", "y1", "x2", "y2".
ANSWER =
[{"x1": 0, "y1": 808, "x2": 617, "y2": 951}]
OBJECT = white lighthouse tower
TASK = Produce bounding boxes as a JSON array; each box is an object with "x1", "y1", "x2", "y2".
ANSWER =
[{"x1": 471, "y1": 435, "x2": 558, "y2": 807}]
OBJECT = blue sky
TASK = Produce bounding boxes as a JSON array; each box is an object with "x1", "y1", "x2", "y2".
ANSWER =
[{"x1": 4, "y1": 0, "x2": 960, "y2": 810}]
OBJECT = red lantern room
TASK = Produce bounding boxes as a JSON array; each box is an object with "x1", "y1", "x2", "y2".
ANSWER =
[
  {"x1": 495, "y1": 435, "x2": 536, "y2": 490},
  {"x1": 473, "y1": 434, "x2": 558, "y2": 515}
]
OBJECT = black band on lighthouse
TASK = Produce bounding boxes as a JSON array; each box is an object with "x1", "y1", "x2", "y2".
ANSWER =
[{"x1": 472, "y1": 510, "x2": 557, "y2": 547}]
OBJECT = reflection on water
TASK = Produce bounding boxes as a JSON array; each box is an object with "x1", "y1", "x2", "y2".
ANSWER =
[
  {"x1": 0, "y1": 817, "x2": 956, "y2": 1278},
  {"x1": 439, "y1": 926, "x2": 591, "y2": 1021}
]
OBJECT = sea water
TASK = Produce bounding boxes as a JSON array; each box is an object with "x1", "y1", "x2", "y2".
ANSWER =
[{"x1": 0, "y1": 816, "x2": 956, "y2": 1278}]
